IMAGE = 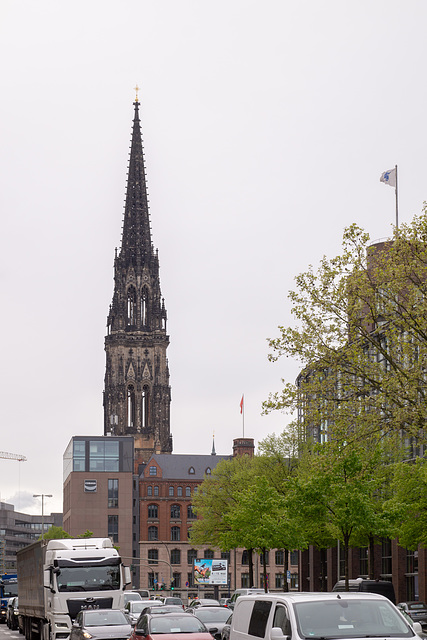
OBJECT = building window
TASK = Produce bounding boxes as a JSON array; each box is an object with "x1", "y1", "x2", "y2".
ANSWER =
[
  {"x1": 177, "y1": 486, "x2": 183, "y2": 497},
  {"x1": 290, "y1": 550, "x2": 298, "y2": 566},
  {"x1": 89, "y1": 440, "x2": 119, "y2": 472},
  {"x1": 149, "y1": 466, "x2": 157, "y2": 476},
  {"x1": 204, "y1": 549, "x2": 214, "y2": 559},
  {"x1": 148, "y1": 572, "x2": 158, "y2": 589},
  {"x1": 172, "y1": 572, "x2": 181, "y2": 588},
  {"x1": 188, "y1": 467, "x2": 195, "y2": 475},
  {"x1": 147, "y1": 486, "x2": 152, "y2": 496},
  {"x1": 171, "y1": 504, "x2": 180, "y2": 519},
  {"x1": 188, "y1": 549, "x2": 197, "y2": 565},
  {"x1": 185, "y1": 487, "x2": 191, "y2": 497},
  {"x1": 359, "y1": 547, "x2": 368, "y2": 576},
  {"x1": 127, "y1": 285, "x2": 136, "y2": 325},
  {"x1": 275, "y1": 573, "x2": 284, "y2": 589},
  {"x1": 108, "y1": 515, "x2": 118, "y2": 543},
  {"x1": 148, "y1": 526, "x2": 158, "y2": 541},
  {"x1": 148, "y1": 549, "x2": 158, "y2": 565},
  {"x1": 221, "y1": 551, "x2": 230, "y2": 561},
  {"x1": 108, "y1": 479, "x2": 119, "y2": 508},
  {"x1": 142, "y1": 385, "x2": 150, "y2": 428},
  {"x1": 187, "y1": 572, "x2": 194, "y2": 587},
  {"x1": 154, "y1": 486, "x2": 159, "y2": 496},
  {"x1": 275, "y1": 550, "x2": 284, "y2": 566},
  {"x1": 381, "y1": 538, "x2": 392, "y2": 575},
  {"x1": 241, "y1": 573, "x2": 250, "y2": 588},
  {"x1": 127, "y1": 385, "x2": 136, "y2": 428},
  {"x1": 187, "y1": 504, "x2": 196, "y2": 519},
  {"x1": 73, "y1": 440, "x2": 86, "y2": 471},
  {"x1": 171, "y1": 526, "x2": 180, "y2": 541},
  {"x1": 205, "y1": 467, "x2": 211, "y2": 475},
  {"x1": 170, "y1": 549, "x2": 181, "y2": 564},
  {"x1": 148, "y1": 504, "x2": 158, "y2": 519},
  {"x1": 169, "y1": 486, "x2": 174, "y2": 497},
  {"x1": 242, "y1": 550, "x2": 250, "y2": 565}
]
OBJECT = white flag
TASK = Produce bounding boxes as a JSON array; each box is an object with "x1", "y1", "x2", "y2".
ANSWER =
[{"x1": 380, "y1": 168, "x2": 396, "y2": 187}]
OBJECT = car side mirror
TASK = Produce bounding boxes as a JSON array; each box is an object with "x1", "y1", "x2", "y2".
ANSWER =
[
  {"x1": 270, "y1": 627, "x2": 290, "y2": 640},
  {"x1": 412, "y1": 623, "x2": 423, "y2": 635}
]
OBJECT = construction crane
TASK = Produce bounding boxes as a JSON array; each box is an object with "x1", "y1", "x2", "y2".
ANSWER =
[{"x1": 0, "y1": 451, "x2": 27, "y2": 462}]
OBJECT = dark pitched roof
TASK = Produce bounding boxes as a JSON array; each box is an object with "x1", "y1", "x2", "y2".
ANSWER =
[{"x1": 142, "y1": 453, "x2": 232, "y2": 480}]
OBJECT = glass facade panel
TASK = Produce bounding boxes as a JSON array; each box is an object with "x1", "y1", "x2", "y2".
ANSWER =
[{"x1": 73, "y1": 440, "x2": 86, "y2": 471}]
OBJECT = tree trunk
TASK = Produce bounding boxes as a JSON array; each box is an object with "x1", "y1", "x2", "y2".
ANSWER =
[
  {"x1": 344, "y1": 533, "x2": 350, "y2": 591},
  {"x1": 262, "y1": 547, "x2": 268, "y2": 592},
  {"x1": 248, "y1": 548, "x2": 254, "y2": 587}
]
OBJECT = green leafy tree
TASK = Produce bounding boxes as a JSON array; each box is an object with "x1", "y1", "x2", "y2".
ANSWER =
[
  {"x1": 293, "y1": 436, "x2": 400, "y2": 589},
  {"x1": 389, "y1": 457, "x2": 427, "y2": 549},
  {"x1": 41, "y1": 526, "x2": 72, "y2": 540},
  {"x1": 263, "y1": 213, "x2": 427, "y2": 447}
]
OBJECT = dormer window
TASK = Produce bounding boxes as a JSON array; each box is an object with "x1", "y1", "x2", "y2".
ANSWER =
[
  {"x1": 188, "y1": 467, "x2": 195, "y2": 475},
  {"x1": 205, "y1": 467, "x2": 211, "y2": 475},
  {"x1": 149, "y1": 466, "x2": 157, "y2": 476}
]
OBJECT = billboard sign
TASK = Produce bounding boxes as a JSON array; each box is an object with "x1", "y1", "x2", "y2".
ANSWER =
[{"x1": 193, "y1": 559, "x2": 228, "y2": 585}]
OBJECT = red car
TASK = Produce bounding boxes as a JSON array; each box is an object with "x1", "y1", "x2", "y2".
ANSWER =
[{"x1": 130, "y1": 612, "x2": 214, "y2": 640}]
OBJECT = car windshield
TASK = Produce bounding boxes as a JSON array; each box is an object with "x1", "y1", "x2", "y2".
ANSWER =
[
  {"x1": 196, "y1": 610, "x2": 231, "y2": 623},
  {"x1": 131, "y1": 602, "x2": 147, "y2": 612},
  {"x1": 294, "y1": 599, "x2": 414, "y2": 639},
  {"x1": 84, "y1": 611, "x2": 128, "y2": 627},
  {"x1": 408, "y1": 603, "x2": 427, "y2": 610},
  {"x1": 149, "y1": 616, "x2": 207, "y2": 634}
]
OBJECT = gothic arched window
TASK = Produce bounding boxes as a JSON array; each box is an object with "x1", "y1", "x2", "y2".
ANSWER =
[
  {"x1": 127, "y1": 286, "x2": 136, "y2": 326},
  {"x1": 127, "y1": 385, "x2": 135, "y2": 428},
  {"x1": 142, "y1": 385, "x2": 150, "y2": 428},
  {"x1": 141, "y1": 287, "x2": 149, "y2": 327}
]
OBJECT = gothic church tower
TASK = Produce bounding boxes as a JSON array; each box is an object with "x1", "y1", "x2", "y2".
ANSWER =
[{"x1": 104, "y1": 96, "x2": 172, "y2": 465}]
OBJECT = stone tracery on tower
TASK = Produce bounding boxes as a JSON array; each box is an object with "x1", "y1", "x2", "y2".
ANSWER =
[{"x1": 103, "y1": 98, "x2": 172, "y2": 468}]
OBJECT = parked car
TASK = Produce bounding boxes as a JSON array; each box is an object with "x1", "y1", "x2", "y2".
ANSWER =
[
  {"x1": 332, "y1": 578, "x2": 396, "y2": 604},
  {"x1": 6, "y1": 597, "x2": 18, "y2": 630},
  {"x1": 125, "y1": 600, "x2": 159, "y2": 625},
  {"x1": 123, "y1": 591, "x2": 143, "y2": 608},
  {"x1": 140, "y1": 605, "x2": 184, "y2": 616},
  {"x1": 129, "y1": 612, "x2": 214, "y2": 640},
  {"x1": 397, "y1": 602, "x2": 427, "y2": 629},
  {"x1": 134, "y1": 589, "x2": 151, "y2": 599},
  {"x1": 70, "y1": 609, "x2": 132, "y2": 640},
  {"x1": 191, "y1": 606, "x2": 232, "y2": 640},
  {"x1": 229, "y1": 591, "x2": 420, "y2": 640},
  {"x1": 219, "y1": 598, "x2": 230, "y2": 607},
  {"x1": 221, "y1": 613, "x2": 232, "y2": 640},
  {"x1": 162, "y1": 597, "x2": 184, "y2": 609},
  {"x1": 187, "y1": 598, "x2": 221, "y2": 609}
]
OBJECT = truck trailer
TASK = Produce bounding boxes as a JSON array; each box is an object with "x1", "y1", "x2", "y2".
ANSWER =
[{"x1": 17, "y1": 538, "x2": 131, "y2": 640}]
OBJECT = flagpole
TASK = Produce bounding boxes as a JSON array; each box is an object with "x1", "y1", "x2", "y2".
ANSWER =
[
  {"x1": 395, "y1": 164, "x2": 399, "y2": 229},
  {"x1": 242, "y1": 394, "x2": 245, "y2": 438}
]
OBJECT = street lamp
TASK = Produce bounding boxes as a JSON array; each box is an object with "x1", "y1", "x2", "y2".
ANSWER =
[{"x1": 33, "y1": 494, "x2": 52, "y2": 540}]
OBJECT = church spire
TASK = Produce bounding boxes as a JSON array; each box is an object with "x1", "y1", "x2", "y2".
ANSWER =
[
  {"x1": 120, "y1": 99, "x2": 152, "y2": 266},
  {"x1": 104, "y1": 96, "x2": 172, "y2": 466}
]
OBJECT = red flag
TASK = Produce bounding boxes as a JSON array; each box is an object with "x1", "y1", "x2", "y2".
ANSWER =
[{"x1": 240, "y1": 395, "x2": 244, "y2": 414}]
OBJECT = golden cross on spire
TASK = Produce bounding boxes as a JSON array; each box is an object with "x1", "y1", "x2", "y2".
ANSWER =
[{"x1": 134, "y1": 84, "x2": 140, "y2": 102}]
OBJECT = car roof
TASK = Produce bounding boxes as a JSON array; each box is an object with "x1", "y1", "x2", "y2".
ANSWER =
[{"x1": 236, "y1": 592, "x2": 390, "y2": 604}]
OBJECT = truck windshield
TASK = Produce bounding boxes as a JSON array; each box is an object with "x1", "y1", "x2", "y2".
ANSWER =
[
  {"x1": 2, "y1": 581, "x2": 18, "y2": 598},
  {"x1": 56, "y1": 565, "x2": 120, "y2": 592}
]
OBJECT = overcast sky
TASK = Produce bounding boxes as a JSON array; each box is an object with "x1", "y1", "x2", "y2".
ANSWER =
[{"x1": 1, "y1": 0, "x2": 427, "y2": 516}]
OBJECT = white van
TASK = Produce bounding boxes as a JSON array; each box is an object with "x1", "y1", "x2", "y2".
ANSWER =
[
  {"x1": 228, "y1": 589, "x2": 266, "y2": 610},
  {"x1": 229, "y1": 592, "x2": 422, "y2": 640}
]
